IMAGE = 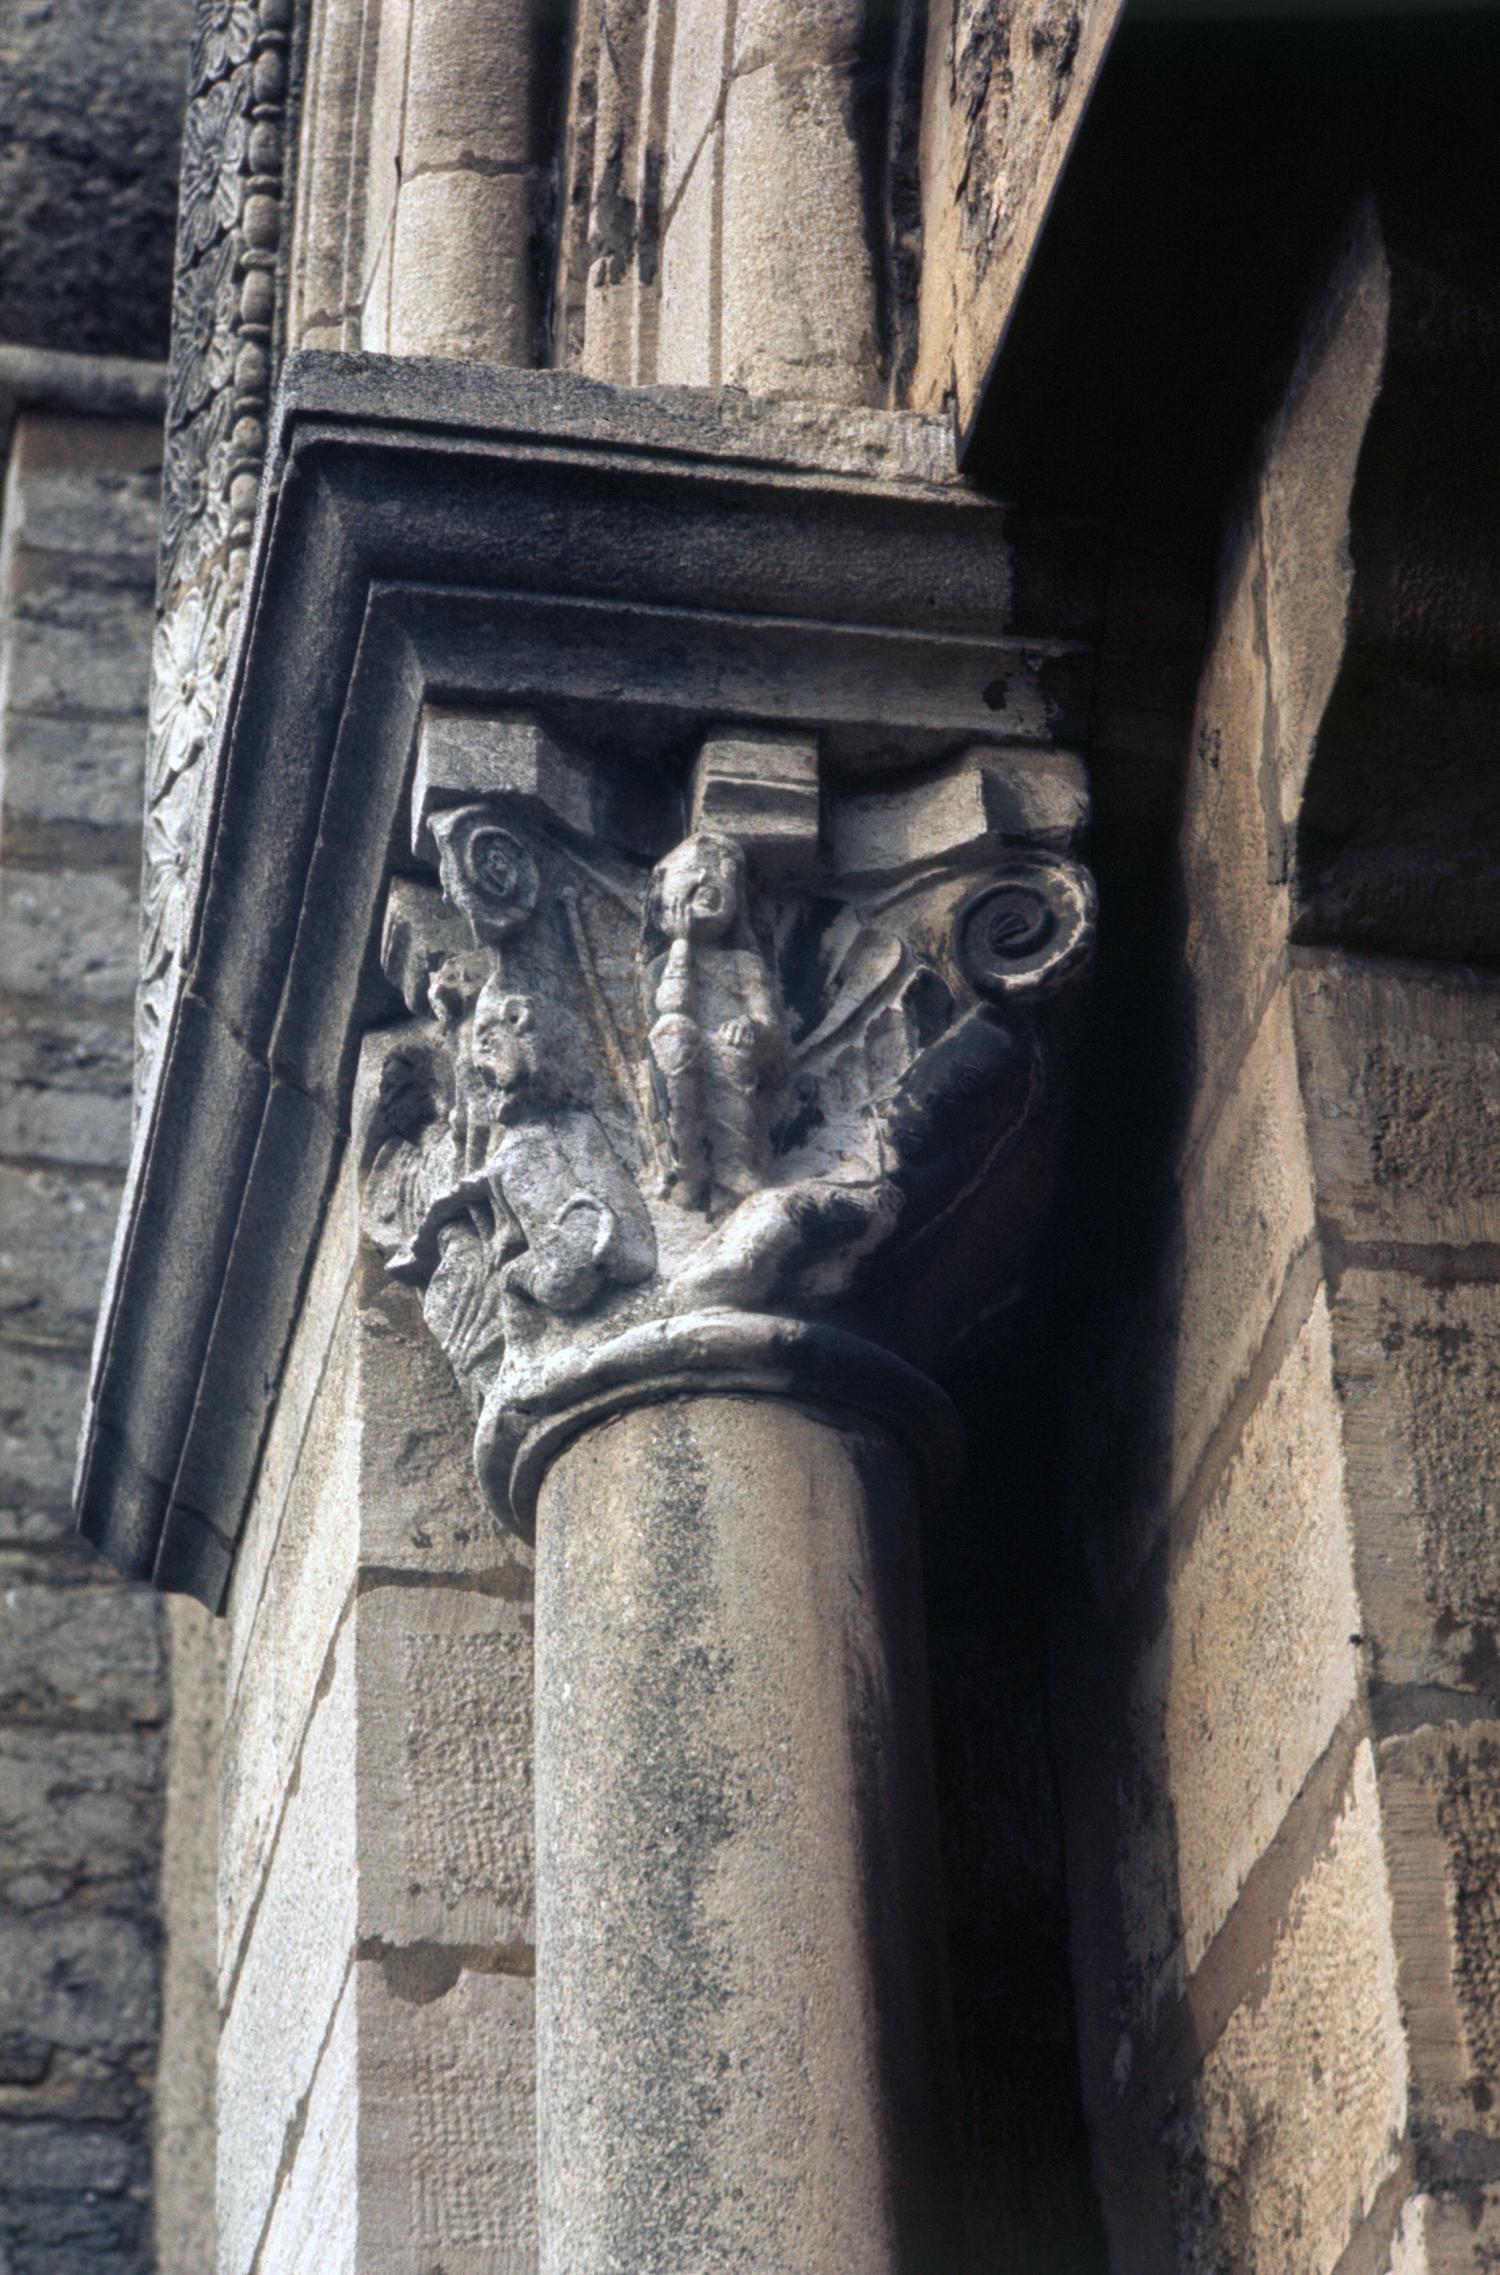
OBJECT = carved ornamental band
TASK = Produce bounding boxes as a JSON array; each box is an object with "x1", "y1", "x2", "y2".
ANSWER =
[{"x1": 359, "y1": 714, "x2": 1095, "y2": 1527}]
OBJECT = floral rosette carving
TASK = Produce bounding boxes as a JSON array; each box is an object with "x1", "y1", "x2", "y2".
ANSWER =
[{"x1": 140, "y1": 0, "x2": 296, "y2": 1101}]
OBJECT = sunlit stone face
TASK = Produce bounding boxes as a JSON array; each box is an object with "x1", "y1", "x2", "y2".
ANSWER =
[{"x1": 654, "y1": 832, "x2": 745, "y2": 943}]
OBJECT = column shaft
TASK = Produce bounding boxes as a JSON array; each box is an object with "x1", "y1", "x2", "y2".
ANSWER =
[{"x1": 535, "y1": 1392, "x2": 950, "y2": 2275}]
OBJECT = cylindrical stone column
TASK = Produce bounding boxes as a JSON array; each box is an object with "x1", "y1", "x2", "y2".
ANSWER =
[{"x1": 534, "y1": 1391, "x2": 951, "y2": 2275}]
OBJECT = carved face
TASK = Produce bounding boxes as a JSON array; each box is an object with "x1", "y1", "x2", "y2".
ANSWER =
[
  {"x1": 653, "y1": 833, "x2": 744, "y2": 943},
  {"x1": 465, "y1": 985, "x2": 553, "y2": 1122}
]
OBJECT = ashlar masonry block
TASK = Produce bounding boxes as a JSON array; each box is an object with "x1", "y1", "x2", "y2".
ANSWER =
[
  {"x1": 219, "y1": 1279, "x2": 360, "y2": 1982},
  {"x1": 256, "y1": 1969, "x2": 357, "y2": 2275},
  {"x1": 1119, "y1": 1292, "x2": 1358, "y2": 2015},
  {"x1": 1169, "y1": 983, "x2": 1318, "y2": 1515},
  {"x1": 1164, "y1": 1742, "x2": 1407, "y2": 2275},
  {"x1": 218, "y1": 1628, "x2": 358, "y2": 2275},
  {"x1": 1292, "y1": 952, "x2": 1500, "y2": 1248},
  {"x1": 0, "y1": 1162, "x2": 122, "y2": 1343},
  {"x1": 1331, "y1": 1271, "x2": 1500, "y2": 1697},
  {"x1": 361, "y1": 1963, "x2": 537, "y2": 2275},
  {"x1": 1378, "y1": 1720, "x2": 1500, "y2": 2148}
]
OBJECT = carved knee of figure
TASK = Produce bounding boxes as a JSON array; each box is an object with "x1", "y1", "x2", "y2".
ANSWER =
[
  {"x1": 503, "y1": 1194, "x2": 617, "y2": 1315},
  {"x1": 649, "y1": 1011, "x2": 702, "y2": 1080},
  {"x1": 706, "y1": 1037, "x2": 763, "y2": 1200},
  {"x1": 650, "y1": 1012, "x2": 711, "y2": 1203}
]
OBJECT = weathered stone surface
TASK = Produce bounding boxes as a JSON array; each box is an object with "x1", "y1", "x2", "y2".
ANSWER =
[
  {"x1": 0, "y1": 1008, "x2": 133, "y2": 1171},
  {"x1": 718, "y1": 2, "x2": 878, "y2": 404},
  {"x1": 1167, "y1": 984, "x2": 1317, "y2": 1519},
  {"x1": 1378, "y1": 1721, "x2": 1500, "y2": 2149},
  {"x1": 1294, "y1": 191, "x2": 1500, "y2": 967},
  {"x1": 0, "y1": 716, "x2": 146, "y2": 838},
  {"x1": 0, "y1": 0, "x2": 191, "y2": 360},
  {"x1": 0, "y1": 1729, "x2": 161, "y2": 1902},
  {"x1": 0, "y1": 1563, "x2": 164, "y2": 1724},
  {"x1": 1332, "y1": 1272, "x2": 1500, "y2": 1697},
  {"x1": 0, "y1": 1911, "x2": 158, "y2": 2059},
  {"x1": 0, "y1": 2186, "x2": 150, "y2": 2275},
  {"x1": 0, "y1": 1165, "x2": 121, "y2": 1343},
  {"x1": 1420, "y1": 2185, "x2": 1500, "y2": 2273},
  {"x1": 153, "y1": 1595, "x2": 224, "y2": 2275},
  {"x1": 351, "y1": 1281, "x2": 529, "y2": 1581},
  {"x1": 914, "y1": 0, "x2": 1125, "y2": 432},
  {"x1": 413, "y1": 711, "x2": 595, "y2": 861},
  {"x1": 389, "y1": 172, "x2": 537, "y2": 366},
  {"x1": 218, "y1": 1630, "x2": 357, "y2": 2275},
  {"x1": 359, "y1": 1584, "x2": 534, "y2": 1956},
  {"x1": 0, "y1": 2118, "x2": 140, "y2": 2195},
  {"x1": 1, "y1": 1340, "x2": 88, "y2": 1501},
  {"x1": 219, "y1": 1287, "x2": 359, "y2": 1993},
  {"x1": 1179, "y1": 205, "x2": 1391, "y2": 1128},
  {"x1": 1294, "y1": 952, "x2": 1500, "y2": 1248},
  {"x1": 1, "y1": 596, "x2": 153, "y2": 725},
  {"x1": 0, "y1": 870, "x2": 139, "y2": 1007},
  {"x1": 361, "y1": 1962, "x2": 537, "y2": 2275},
  {"x1": 830, "y1": 745, "x2": 1089, "y2": 879},
  {"x1": 0, "y1": 401, "x2": 162, "y2": 2275},
  {"x1": 372, "y1": 0, "x2": 547, "y2": 364},
  {"x1": 536, "y1": 1396, "x2": 948, "y2": 2275},
  {"x1": 223, "y1": 1169, "x2": 360, "y2": 1705},
  {"x1": 1120, "y1": 1294, "x2": 1358, "y2": 2008},
  {"x1": 255, "y1": 1969, "x2": 357, "y2": 2275},
  {"x1": 4, "y1": 442, "x2": 162, "y2": 560},
  {"x1": 690, "y1": 730, "x2": 820, "y2": 873},
  {"x1": 1163, "y1": 1744, "x2": 1406, "y2": 2275}
]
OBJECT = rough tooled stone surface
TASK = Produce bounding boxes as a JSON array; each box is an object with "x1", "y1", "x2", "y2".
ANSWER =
[
  {"x1": 0, "y1": 0, "x2": 192, "y2": 358},
  {"x1": 0, "y1": 412, "x2": 165, "y2": 2273}
]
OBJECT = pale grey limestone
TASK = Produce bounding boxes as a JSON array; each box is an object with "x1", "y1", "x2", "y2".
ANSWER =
[
  {"x1": 217, "y1": 1168, "x2": 536, "y2": 2270},
  {"x1": 217, "y1": 1627, "x2": 358, "y2": 2275},
  {"x1": 153, "y1": 1596, "x2": 224, "y2": 2275},
  {"x1": 0, "y1": 0, "x2": 191, "y2": 360},
  {"x1": 0, "y1": 409, "x2": 164, "y2": 2275},
  {"x1": 689, "y1": 730, "x2": 821, "y2": 873},
  {"x1": 2, "y1": 1343, "x2": 91, "y2": 1500},
  {"x1": 0, "y1": 870, "x2": 141, "y2": 1005},
  {"x1": 4, "y1": 456, "x2": 162, "y2": 563},
  {"x1": 0, "y1": 1164, "x2": 122, "y2": 1342},
  {"x1": 81, "y1": 356, "x2": 1080, "y2": 1591},
  {"x1": 1, "y1": 715, "x2": 151, "y2": 836},
  {"x1": 365, "y1": 713, "x2": 1090, "y2": 1537},
  {"x1": 0, "y1": 1571, "x2": 165, "y2": 1724},
  {"x1": 0, "y1": 1008, "x2": 134, "y2": 1171},
  {"x1": 535, "y1": 1396, "x2": 950, "y2": 2274}
]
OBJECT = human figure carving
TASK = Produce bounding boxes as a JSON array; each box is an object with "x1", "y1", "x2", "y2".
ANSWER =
[
  {"x1": 645, "y1": 832, "x2": 784, "y2": 1211},
  {"x1": 461, "y1": 977, "x2": 655, "y2": 1319}
]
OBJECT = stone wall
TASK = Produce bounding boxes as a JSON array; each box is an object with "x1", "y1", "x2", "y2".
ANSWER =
[
  {"x1": 216, "y1": 1170, "x2": 536, "y2": 2274},
  {"x1": 0, "y1": 410, "x2": 165, "y2": 2274},
  {"x1": 0, "y1": 0, "x2": 192, "y2": 361},
  {"x1": 1057, "y1": 178, "x2": 1500, "y2": 2275}
]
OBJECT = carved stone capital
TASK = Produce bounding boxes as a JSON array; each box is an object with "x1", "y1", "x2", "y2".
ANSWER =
[
  {"x1": 77, "y1": 360, "x2": 1109, "y2": 1601},
  {"x1": 359, "y1": 711, "x2": 1095, "y2": 1528}
]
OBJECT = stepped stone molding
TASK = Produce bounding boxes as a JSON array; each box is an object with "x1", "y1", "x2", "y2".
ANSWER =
[
  {"x1": 75, "y1": 353, "x2": 1105, "y2": 1604},
  {"x1": 362, "y1": 712, "x2": 1093, "y2": 1532}
]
